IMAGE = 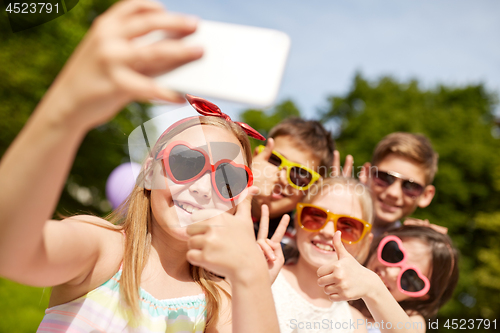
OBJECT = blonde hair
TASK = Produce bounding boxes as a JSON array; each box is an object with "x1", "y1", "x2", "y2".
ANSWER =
[
  {"x1": 107, "y1": 116, "x2": 253, "y2": 328},
  {"x1": 372, "y1": 132, "x2": 438, "y2": 184},
  {"x1": 301, "y1": 177, "x2": 373, "y2": 262},
  {"x1": 304, "y1": 177, "x2": 374, "y2": 225}
]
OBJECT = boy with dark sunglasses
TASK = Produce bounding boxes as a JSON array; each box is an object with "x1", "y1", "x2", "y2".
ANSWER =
[
  {"x1": 360, "y1": 132, "x2": 438, "y2": 237},
  {"x1": 251, "y1": 118, "x2": 335, "y2": 241}
]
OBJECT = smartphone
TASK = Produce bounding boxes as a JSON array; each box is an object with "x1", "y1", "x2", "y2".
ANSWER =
[{"x1": 136, "y1": 20, "x2": 291, "y2": 107}]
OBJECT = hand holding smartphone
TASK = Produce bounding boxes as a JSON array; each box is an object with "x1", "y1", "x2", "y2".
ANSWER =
[{"x1": 135, "y1": 20, "x2": 291, "y2": 107}]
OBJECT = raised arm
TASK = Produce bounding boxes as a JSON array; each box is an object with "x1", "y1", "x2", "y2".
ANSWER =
[{"x1": 0, "y1": 0, "x2": 202, "y2": 286}]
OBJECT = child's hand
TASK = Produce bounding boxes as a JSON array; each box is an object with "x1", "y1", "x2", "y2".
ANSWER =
[
  {"x1": 317, "y1": 231, "x2": 378, "y2": 302},
  {"x1": 359, "y1": 162, "x2": 371, "y2": 184},
  {"x1": 46, "y1": 0, "x2": 203, "y2": 130},
  {"x1": 251, "y1": 139, "x2": 276, "y2": 211},
  {"x1": 331, "y1": 150, "x2": 354, "y2": 177},
  {"x1": 186, "y1": 187, "x2": 269, "y2": 283},
  {"x1": 256, "y1": 204, "x2": 290, "y2": 283}
]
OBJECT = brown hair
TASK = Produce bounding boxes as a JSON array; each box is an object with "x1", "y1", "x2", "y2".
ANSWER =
[
  {"x1": 354, "y1": 225, "x2": 459, "y2": 320},
  {"x1": 268, "y1": 117, "x2": 335, "y2": 177},
  {"x1": 108, "y1": 116, "x2": 253, "y2": 328},
  {"x1": 371, "y1": 132, "x2": 438, "y2": 184}
]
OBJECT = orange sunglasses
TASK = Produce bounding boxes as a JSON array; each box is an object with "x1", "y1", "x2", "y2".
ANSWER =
[{"x1": 296, "y1": 203, "x2": 372, "y2": 244}]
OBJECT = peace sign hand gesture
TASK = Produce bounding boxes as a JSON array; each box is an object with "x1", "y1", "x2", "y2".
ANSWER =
[{"x1": 256, "y1": 204, "x2": 290, "y2": 283}]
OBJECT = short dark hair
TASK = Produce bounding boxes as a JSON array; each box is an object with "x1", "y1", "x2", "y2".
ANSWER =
[{"x1": 268, "y1": 117, "x2": 335, "y2": 177}]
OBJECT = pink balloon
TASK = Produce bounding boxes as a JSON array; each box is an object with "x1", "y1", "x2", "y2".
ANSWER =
[{"x1": 106, "y1": 162, "x2": 142, "y2": 209}]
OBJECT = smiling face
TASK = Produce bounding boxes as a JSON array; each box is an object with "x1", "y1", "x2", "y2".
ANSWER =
[
  {"x1": 367, "y1": 237, "x2": 432, "y2": 302},
  {"x1": 149, "y1": 125, "x2": 248, "y2": 241},
  {"x1": 295, "y1": 187, "x2": 368, "y2": 269},
  {"x1": 368, "y1": 153, "x2": 433, "y2": 225},
  {"x1": 266, "y1": 135, "x2": 322, "y2": 218}
]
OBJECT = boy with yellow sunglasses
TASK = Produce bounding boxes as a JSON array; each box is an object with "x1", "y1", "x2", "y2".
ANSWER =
[{"x1": 251, "y1": 118, "x2": 336, "y2": 240}]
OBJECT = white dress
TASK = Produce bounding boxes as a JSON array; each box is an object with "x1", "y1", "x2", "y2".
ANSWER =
[{"x1": 272, "y1": 272, "x2": 354, "y2": 333}]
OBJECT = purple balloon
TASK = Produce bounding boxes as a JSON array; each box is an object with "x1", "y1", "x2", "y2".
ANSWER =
[{"x1": 106, "y1": 162, "x2": 142, "y2": 209}]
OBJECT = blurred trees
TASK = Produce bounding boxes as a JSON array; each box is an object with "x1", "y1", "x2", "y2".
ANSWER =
[
  {"x1": 0, "y1": 0, "x2": 148, "y2": 217},
  {"x1": 1, "y1": 0, "x2": 499, "y2": 326},
  {"x1": 0, "y1": 1, "x2": 149, "y2": 330},
  {"x1": 320, "y1": 73, "x2": 500, "y2": 321},
  {"x1": 242, "y1": 74, "x2": 500, "y2": 324},
  {"x1": 240, "y1": 99, "x2": 301, "y2": 150}
]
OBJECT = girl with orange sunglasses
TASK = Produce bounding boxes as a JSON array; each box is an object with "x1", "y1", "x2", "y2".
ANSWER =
[{"x1": 269, "y1": 177, "x2": 374, "y2": 333}]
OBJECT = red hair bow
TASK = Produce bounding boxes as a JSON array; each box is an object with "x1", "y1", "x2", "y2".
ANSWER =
[{"x1": 186, "y1": 94, "x2": 265, "y2": 141}]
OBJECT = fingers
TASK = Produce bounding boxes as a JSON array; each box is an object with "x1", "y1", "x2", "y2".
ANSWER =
[
  {"x1": 235, "y1": 186, "x2": 259, "y2": 219},
  {"x1": 342, "y1": 155, "x2": 354, "y2": 177},
  {"x1": 332, "y1": 150, "x2": 340, "y2": 176},
  {"x1": 187, "y1": 234, "x2": 206, "y2": 250},
  {"x1": 124, "y1": 12, "x2": 199, "y2": 39},
  {"x1": 332, "y1": 151, "x2": 354, "y2": 177},
  {"x1": 113, "y1": 69, "x2": 185, "y2": 103},
  {"x1": 403, "y1": 218, "x2": 430, "y2": 227},
  {"x1": 270, "y1": 214, "x2": 290, "y2": 243},
  {"x1": 317, "y1": 273, "x2": 337, "y2": 287},
  {"x1": 317, "y1": 263, "x2": 334, "y2": 278},
  {"x1": 112, "y1": 0, "x2": 165, "y2": 18},
  {"x1": 257, "y1": 239, "x2": 276, "y2": 261},
  {"x1": 328, "y1": 294, "x2": 345, "y2": 302},
  {"x1": 359, "y1": 162, "x2": 371, "y2": 184},
  {"x1": 332, "y1": 231, "x2": 351, "y2": 259},
  {"x1": 257, "y1": 204, "x2": 270, "y2": 240},
  {"x1": 133, "y1": 39, "x2": 203, "y2": 76},
  {"x1": 266, "y1": 238, "x2": 282, "y2": 253},
  {"x1": 186, "y1": 249, "x2": 204, "y2": 267},
  {"x1": 186, "y1": 222, "x2": 211, "y2": 236},
  {"x1": 254, "y1": 138, "x2": 274, "y2": 162}
]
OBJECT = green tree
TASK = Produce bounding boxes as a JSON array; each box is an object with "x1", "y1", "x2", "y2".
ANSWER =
[
  {"x1": 322, "y1": 73, "x2": 500, "y2": 324},
  {"x1": 240, "y1": 99, "x2": 301, "y2": 149},
  {"x1": 0, "y1": 0, "x2": 150, "y2": 217},
  {"x1": 0, "y1": 1, "x2": 151, "y2": 330}
]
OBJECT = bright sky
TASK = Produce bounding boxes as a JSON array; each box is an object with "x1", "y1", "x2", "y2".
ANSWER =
[{"x1": 155, "y1": 0, "x2": 500, "y2": 119}]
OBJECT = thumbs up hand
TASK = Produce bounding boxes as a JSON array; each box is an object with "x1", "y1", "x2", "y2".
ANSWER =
[
  {"x1": 316, "y1": 231, "x2": 378, "y2": 302},
  {"x1": 186, "y1": 186, "x2": 269, "y2": 282}
]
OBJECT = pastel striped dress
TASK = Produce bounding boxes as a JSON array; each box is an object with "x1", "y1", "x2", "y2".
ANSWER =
[{"x1": 37, "y1": 269, "x2": 207, "y2": 333}]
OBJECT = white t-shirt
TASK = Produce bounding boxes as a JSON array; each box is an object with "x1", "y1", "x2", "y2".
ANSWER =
[{"x1": 272, "y1": 272, "x2": 354, "y2": 333}]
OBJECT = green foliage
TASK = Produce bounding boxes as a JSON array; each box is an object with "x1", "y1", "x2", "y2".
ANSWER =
[
  {"x1": 321, "y1": 73, "x2": 500, "y2": 321},
  {"x1": 2, "y1": 0, "x2": 499, "y2": 326},
  {"x1": 240, "y1": 99, "x2": 301, "y2": 149},
  {"x1": 0, "y1": 0, "x2": 151, "y2": 216},
  {"x1": 0, "y1": 1, "x2": 150, "y2": 330}
]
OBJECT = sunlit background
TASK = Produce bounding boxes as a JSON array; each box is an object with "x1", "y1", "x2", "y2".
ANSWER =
[{"x1": 1, "y1": 1, "x2": 499, "y2": 331}]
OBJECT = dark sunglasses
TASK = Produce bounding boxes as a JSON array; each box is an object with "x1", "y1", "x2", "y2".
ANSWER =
[
  {"x1": 156, "y1": 141, "x2": 253, "y2": 201},
  {"x1": 372, "y1": 170, "x2": 425, "y2": 198},
  {"x1": 296, "y1": 203, "x2": 371, "y2": 244},
  {"x1": 377, "y1": 235, "x2": 430, "y2": 297}
]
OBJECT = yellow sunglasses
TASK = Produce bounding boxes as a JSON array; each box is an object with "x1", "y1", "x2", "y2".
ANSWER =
[
  {"x1": 296, "y1": 203, "x2": 372, "y2": 244},
  {"x1": 257, "y1": 145, "x2": 321, "y2": 191}
]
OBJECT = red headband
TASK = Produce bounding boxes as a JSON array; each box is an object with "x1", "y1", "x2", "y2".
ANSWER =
[{"x1": 185, "y1": 94, "x2": 266, "y2": 141}]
